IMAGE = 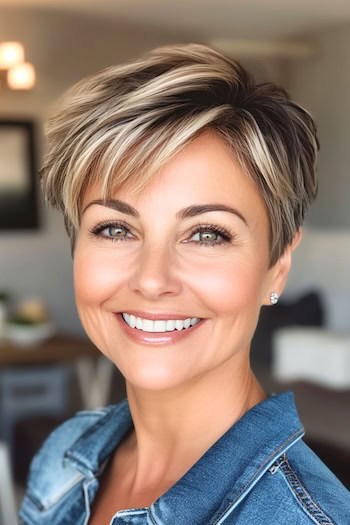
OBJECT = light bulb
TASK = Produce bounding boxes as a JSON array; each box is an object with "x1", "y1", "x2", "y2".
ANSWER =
[
  {"x1": 0, "y1": 42, "x2": 25, "y2": 69},
  {"x1": 7, "y1": 62, "x2": 36, "y2": 90}
]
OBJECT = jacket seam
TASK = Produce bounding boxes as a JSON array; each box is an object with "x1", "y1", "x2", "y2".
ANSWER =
[
  {"x1": 64, "y1": 402, "x2": 130, "y2": 475},
  {"x1": 148, "y1": 506, "x2": 161, "y2": 525},
  {"x1": 18, "y1": 506, "x2": 35, "y2": 525},
  {"x1": 278, "y1": 456, "x2": 335, "y2": 525},
  {"x1": 27, "y1": 472, "x2": 85, "y2": 511},
  {"x1": 110, "y1": 509, "x2": 151, "y2": 524},
  {"x1": 210, "y1": 428, "x2": 304, "y2": 524},
  {"x1": 73, "y1": 409, "x2": 108, "y2": 417}
]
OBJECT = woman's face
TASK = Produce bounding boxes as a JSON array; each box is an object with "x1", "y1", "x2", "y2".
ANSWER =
[{"x1": 74, "y1": 131, "x2": 285, "y2": 391}]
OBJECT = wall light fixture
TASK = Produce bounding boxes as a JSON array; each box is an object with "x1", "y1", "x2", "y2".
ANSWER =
[{"x1": 0, "y1": 41, "x2": 35, "y2": 91}]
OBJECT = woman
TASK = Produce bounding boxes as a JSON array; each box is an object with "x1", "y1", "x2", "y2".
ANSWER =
[{"x1": 20, "y1": 44, "x2": 349, "y2": 524}]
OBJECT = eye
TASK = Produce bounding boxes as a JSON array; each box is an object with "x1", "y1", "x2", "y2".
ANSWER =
[
  {"x1": 188, "y1": 225, "x2": 233, "y2": 246},
  {"x1": 192, "y1": 230, "x2": 221, "y2": 243},
  {"x1": 90, "y1": 221, "x2": 133, "y2": 241},
  {"x1": 105, "y1": 225, "x2": 128, "y2": 238}
]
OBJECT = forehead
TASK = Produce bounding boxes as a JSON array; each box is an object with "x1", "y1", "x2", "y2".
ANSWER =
[{"x1": 82, "y1": 131, "x2": 268, "y2": 227}]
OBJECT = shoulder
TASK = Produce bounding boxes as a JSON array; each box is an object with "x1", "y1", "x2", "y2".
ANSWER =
[
  {"x1": 19, "y1": 401, "x2": 129, "y2": 523},
  {"x1": 238, "y1": 439, "x2": 350, "y2": 525},
  {"x1": 275, "y1": 439, "x2": 350, "y2": 524},
  {"x1": 32, "y1": 405, "x2": 112, "y2": 459},
  {"x1": 26, "y1": 404, "x2": 116, "y2": 489}
]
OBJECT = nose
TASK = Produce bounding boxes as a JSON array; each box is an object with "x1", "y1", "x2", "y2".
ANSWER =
[{"x1": 129, "y1": 242, "x2": 182, "y2": 300}]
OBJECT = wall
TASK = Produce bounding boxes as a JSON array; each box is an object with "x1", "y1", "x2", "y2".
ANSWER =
[
  {"x1": 281, "y1": 24, "x2": 350, "y2": 328},
  {"x1": 0, "y1": 7, "x2": 191, "y2": 335},
  {"x1": 286, "y1": 23, "x2": 350, "y2": 229}
]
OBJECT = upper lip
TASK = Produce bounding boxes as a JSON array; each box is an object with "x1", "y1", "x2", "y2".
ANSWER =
[{"x1": 117, "y1": 310, "x2": 202, "y2": 321}]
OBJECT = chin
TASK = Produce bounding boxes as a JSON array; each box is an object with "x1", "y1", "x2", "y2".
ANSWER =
[{"x1": 122, "y1": 363, "x2": 194, "y2": 393}]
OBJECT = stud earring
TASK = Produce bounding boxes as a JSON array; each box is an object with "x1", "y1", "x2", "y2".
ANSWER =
[{"x1": 270, "y1": 292, "x2": 279, "y2": 305}]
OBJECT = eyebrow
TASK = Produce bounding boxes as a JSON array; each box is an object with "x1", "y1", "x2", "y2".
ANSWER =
[
  {"x1": 83, "y1": 199, "x2": 140, "y2": 217},
  {"x1": 176, "y1": 204, "x2": 247, "y2": 225},
  {"x1": 83, "y1": 199, "x2": 247, "y2": 225}
]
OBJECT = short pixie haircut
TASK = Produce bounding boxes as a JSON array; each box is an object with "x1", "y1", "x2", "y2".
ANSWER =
[{"x1": 41, "y1": 43, "x2": 318, "y2": 265}]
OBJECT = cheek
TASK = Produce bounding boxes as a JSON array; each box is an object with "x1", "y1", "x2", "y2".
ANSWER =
[
  {"x1": 73, "y1": 245, "x2": 126, "y2": 306},
  {"x1": 186, "y1": 255, "x2": 268, "y2": 315}
]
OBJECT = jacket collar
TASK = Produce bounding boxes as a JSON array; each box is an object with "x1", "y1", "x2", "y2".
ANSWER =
[
  {"x1": 65, "y1": 392, "x2": 304, "y2": 524},
  {"x1": 64, "y1": 399, "x2": 132, "y2": 475},
  {"x1": 151, "y1": 391, "x2": 304, "y2": 524}
]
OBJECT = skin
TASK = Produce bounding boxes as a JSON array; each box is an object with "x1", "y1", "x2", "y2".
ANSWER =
[{"x1": 74, "y1": 131, "x2": 300, "y2": 521}]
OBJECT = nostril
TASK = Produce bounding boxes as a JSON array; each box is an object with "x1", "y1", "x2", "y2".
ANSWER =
[{"x1": 128, "y1": 270, "x2": 182, "y2": 299}]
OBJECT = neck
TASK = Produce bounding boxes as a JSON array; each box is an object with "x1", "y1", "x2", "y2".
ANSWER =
[{"x1": 121, "y1": 354, "x2": 266, "y2": 493}]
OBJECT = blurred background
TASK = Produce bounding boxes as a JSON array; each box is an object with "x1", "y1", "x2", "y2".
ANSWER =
[{"x1": 0, "y1": 0, "x2": 349, "y2": 518}]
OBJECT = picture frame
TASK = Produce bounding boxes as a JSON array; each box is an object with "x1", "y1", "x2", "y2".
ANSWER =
[{"x1": 0, "y1": 120, "x2": 39, "y2": 230}]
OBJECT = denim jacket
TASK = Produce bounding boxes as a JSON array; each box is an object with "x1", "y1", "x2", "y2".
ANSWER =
[{"x1": 19, "y1": 392, "x2": 350, "y2": 524}]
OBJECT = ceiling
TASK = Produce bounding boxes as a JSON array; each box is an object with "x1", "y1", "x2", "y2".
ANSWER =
[{"x1": 1, "y1": 0, "x2": 350, "y2": 40}]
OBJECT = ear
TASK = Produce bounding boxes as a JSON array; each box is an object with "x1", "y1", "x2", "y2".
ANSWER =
[{"x1": 263, "y1": 230, "x2": 302, "y2": 306}]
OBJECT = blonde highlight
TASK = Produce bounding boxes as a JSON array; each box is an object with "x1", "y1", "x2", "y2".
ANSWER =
[{"x1": 40, "y1": 43, "x2": 318, "y2": 263}]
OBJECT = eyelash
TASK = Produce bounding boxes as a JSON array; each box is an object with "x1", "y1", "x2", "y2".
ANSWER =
[
  {"x1": 90, "y1": 220, "x2": 235, "y2": 247},
  {"x1": 90, "y1": 220, "x2": 132, "y2": 243},
  {"x1": 187, "y1": 223, "x2": 234, "y2": 246}
]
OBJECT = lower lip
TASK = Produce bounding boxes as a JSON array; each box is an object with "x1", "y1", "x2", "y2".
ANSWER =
[{"x1": 115, "y1": 313, "x2": 205, "y2": 345}]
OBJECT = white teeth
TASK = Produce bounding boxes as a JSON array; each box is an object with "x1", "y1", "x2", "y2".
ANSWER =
[
  {"x1": 154, "y1": 320, "x2": 166, "y2": 332},
  {"x1": 166, "y1": 320, "x2": 176, "y2": 331},
  {"x1": 142, "y1": 319, "x2": 154, "y2": 332},
  {"x1": 175, "y1": 320, "x2": 184, "y2": 331},
  {"x1": 183, "y1": 318, "x2": 191, "y2": 329},
  {"x1": 121, "y1": 313, "x2": 201, "y2": 333}
]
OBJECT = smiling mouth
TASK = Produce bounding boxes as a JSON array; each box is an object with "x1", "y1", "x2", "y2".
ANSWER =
[{"x1": 121, "y1": 313, "x2": 201, "y2": 333}]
